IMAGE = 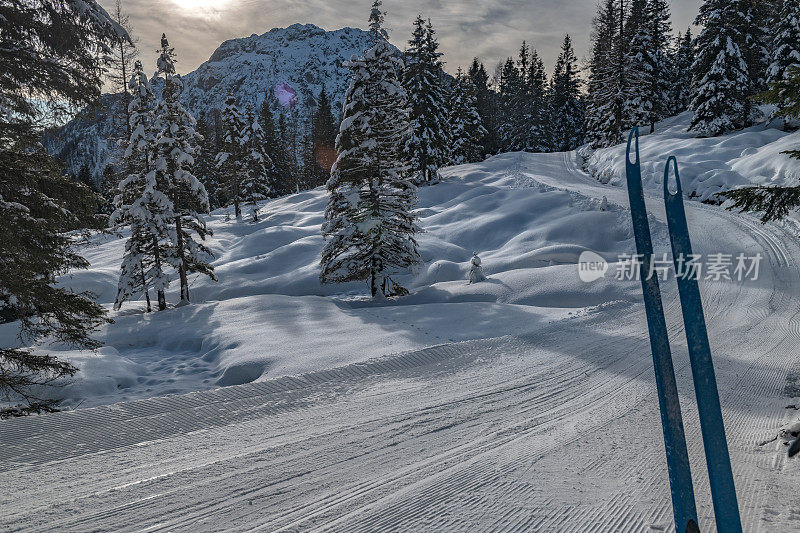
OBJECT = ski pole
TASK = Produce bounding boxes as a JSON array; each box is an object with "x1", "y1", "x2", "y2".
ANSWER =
[
  {"x1": 663, "y1": 156, "x2": 742, "y2": 532},
  {"x1": 626, "y1": 128, "x2": 699, "y2": 532}
]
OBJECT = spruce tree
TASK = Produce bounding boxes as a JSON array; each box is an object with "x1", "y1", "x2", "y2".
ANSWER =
[
  {"x1": 242, "y1": 109, "x2": 274, "y2": 221},
  {"x1": 721, "y1": 67, "x2": 800, "y2": 219},
  {"x1": 448, "y1": 67, "x2": 487, "y2": 164},
  {"x1": 403, "y1": 16, "x2": 450, "y2": 184},
  {"x1": 216, "y1": 93, "x2": 248, "y2": 218},
  {"x1": 765, "y1": 0, "x2": 800, "y2": 126},
  {"x1": 690, "y1": 0, "x2": 754, "y2": 136},
  {"x1": 622, "y1": 0, "x2": 652, "y2": 131},
  {"x1": 498, "y1": 56, "x2": 524, "y2": 151},
  {"x1": 468, "y1": 58, "x2": 501, "y2": 156},
  {"x1": 585, "y1": 0, "x2": 625, "y2": 147},
  {"x1": 526, "y1": 48, "x2": 550, "y2": 151},
  {"x1": 1, "y1": 0, "x2": 123, "y2": 414},
  {"x1": 644, "y1": 0, "x2": 672, "y2": 131},
  {"x1": 154, "y1": 34, "x2": 215, "y2": 304},
  {"x1": 110, "y1": 59, "x2": 172, "y2": 312},
  {"x1": 321, "y1": 11, "x2": 419, "y2": 298},
  {"x1": 307, "y1": 87, "x2": 339, "y2": 188},
  {"x1": 669, "y1": 29, "x2": 695, "y2": 115},
  {"x1": 550, "y1": 35, "x2": 584, "y2": 151}
]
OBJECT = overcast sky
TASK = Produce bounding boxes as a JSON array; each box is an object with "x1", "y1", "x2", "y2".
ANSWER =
[{"x1": 101, "y1": 0, "x2": 702, "y2": 81}]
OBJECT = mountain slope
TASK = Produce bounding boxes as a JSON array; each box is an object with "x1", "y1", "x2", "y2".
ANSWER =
[{"x1": 43, "y1": 23, "x2": 395, "y2": 179}]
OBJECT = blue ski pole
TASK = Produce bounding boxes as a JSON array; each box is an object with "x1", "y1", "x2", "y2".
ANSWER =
[
  {"x1": 663, "y1": 156, "x2": 742, "y2": 532},
  {"x1": 626, "y1": 129, "x2": 699, "y2": 532}
]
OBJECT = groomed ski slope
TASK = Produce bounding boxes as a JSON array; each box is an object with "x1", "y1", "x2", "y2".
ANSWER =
[{"x1": 3, "y1": 123, "x2": 800, "y2": 530}]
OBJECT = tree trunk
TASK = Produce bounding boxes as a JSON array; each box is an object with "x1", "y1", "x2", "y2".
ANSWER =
[
  {"x1": 233, "y1": 179, "x2": 241, "y2": 219},
  {"x1": 152, "y1": 235, "x2": 166, "y2": 311},
  {"x1": 175, "y1": 215, "x2": 189, "y2": 303},
  {"x1": 140, "y1": 265, "x2": 152, "y2": 313}
]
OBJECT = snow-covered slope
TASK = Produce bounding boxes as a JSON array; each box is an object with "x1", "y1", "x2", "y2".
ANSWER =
[
  {"x1": 4, "y1": 146, "x2": 800, "y2": 531},
  {"x1": 18, "y1": 153, "x2": 642, "y2": 408},
  {"x1": 43, "y1": 23, "x2": 394, "y2": 178},
  {"x1": 582, "y1": 112, "x2": 800, "y2": 203}
]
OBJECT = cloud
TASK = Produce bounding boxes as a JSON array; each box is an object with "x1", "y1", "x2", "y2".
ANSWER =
[{"x1": 102, "y1": 0, "x2": 701, "y2": 85}]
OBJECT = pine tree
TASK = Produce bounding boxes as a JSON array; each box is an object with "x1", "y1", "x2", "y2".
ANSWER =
[
  {"x1": 498, "y1": 56, "x2": 524, "y2": 151},
  {"x1": 448, "y1": 67, "x2": 487, "y2": 164},
  {"x1": 1, "y1": 0, "x2": 123, "y2": 414},
  {"x1": 690, "y1": 0, "x2": 754, "y2": 136},
  {"x1": 216, "y1": 93, "x2": 248, "y2": 218},
  {"x1": 644, "y1": 0, "x2": 672, "y2": 131},
  {"x1": 622, "y1": 0, "x2": 652, "y2": 130},
  {"x1": 721, "y1": 67, "x2": 800, "y2": 218},
  {"x1": 154, "y1": 34, "x2": 215, "y2": 304},
  {"x1": 403, "y1": 16, "x2": 450, "y2": 184},
  {"x1": 106, "y1": 0, "x2": 139, "y2": 142},
  {"x1": 307, "y1": 87, "x2": 339, "y2": 188},
  {"x1": 242, "y1": 108, "x2": 274, "y2": 221},
  {"x1": 525, "y1": 48, "x2": 550, "y2": 151},
  {"x1": 585, "y1": 0, "x2": 625, "y2": 147},
  {"x1": 321, "y1": 12, "x2": 419, "y2": 298},
  {"x1": 669, "y1": 29, "x2": 695, "y2": 115},
  {"x1": 468, "y1": 58, "x2": 501, "y2": 156},
  {"x1": 110, "y1": 59, "x2": 173, "y2": 312},
  {"x1": 764, "y1": 0, "x2": 800, "y2": 125},
  {"x1": 550, "y1": 35, "x2": 584, "y2": 151}
]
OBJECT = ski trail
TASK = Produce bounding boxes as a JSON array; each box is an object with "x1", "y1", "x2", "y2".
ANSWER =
[{"x1": 3, "y1": 151, "x2": 800, "y2": 532}]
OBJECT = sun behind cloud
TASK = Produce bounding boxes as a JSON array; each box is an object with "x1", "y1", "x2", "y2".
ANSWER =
[{"x1": 169, "y1": 0, "x2": 233, "y2": 17}]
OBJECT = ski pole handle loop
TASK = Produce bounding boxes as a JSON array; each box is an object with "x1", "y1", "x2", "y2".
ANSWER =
[
  {"x1": 626, "y1": 127, "x2": 640, "y2": 167},
  {"x1": 664, "y1": 155, "x2": 682, "y2": 198}
]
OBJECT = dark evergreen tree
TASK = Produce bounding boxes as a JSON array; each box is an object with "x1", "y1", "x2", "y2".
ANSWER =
[
  {"x1": 585, "y1": 0, "x2": 625, "y2": 147},
  {"x1": 644, "y1": 0, "x2": 672, "y2": 131},
  {"x1": 525, "y1": 47, "x2": 550, "y2": 151},
  {"x1": 622, "y1": 0, "x2": 651, "y2": 130},
  {"x1": 216, "y1": 93, "x2": 248, "y2": 218},
  {"x1": 242, "y1": 108, "x2": 274, "y2": 221},
  {"x1": 154, "y1": 34, "x2": 215, "y2": 304},
  {"x1": 669, "y1": 29, "x2": 695, "y2": 115},
  {"x1": 690, "y1": 0, "x2": 754, "y2": 136},
  {"x1": 403, "y1": 16, "x2": 450, "y2": 184},
  {"x1": 549, "y1": 35, "x2": 584, "y2": 151},
  {"x1": 721, "y1": 67, "x2": 800, "y2": 218},
  {"x1": 498, "y1": 56, "x2": 524, "y2": 150},
  {"x1": 764, "y1": 0, "x2": 800, "y2": 127},
  {"x1": 468, "y1": 58, "x2": 500, "y2": 156},
  {"x1": 307, "y1": 87, "x2": 339, "y2": 188},
  {"x1": 0, "y1": 0, "x2": 123, "y2": 414},
  {"x1": 321, "y1": 11, "x2": 419, "y2": 298},
  {"x1": 448, "y1": 67, "x2": 487, "y2": 164}
]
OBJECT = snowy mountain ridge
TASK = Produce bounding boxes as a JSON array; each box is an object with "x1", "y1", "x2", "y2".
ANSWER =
[{"x1": 43, "y1": 23, "x2": 395, "y2": 179}]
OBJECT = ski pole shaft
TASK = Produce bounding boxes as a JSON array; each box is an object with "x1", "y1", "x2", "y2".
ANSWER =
[
  {"x1": 663, "y1": 156, "x2": 742, "y2": 532},
  {"x1": 626, "y1": 128, "x2": 698, "y2": 532}
]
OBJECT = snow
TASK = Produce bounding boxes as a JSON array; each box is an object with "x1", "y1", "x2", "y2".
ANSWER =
[
  {"x1": 582, "y1": 111, "x2": 800, "y2": 202},
  {"x1": 4, "y1": 126, "x2": 800, "y2": 530}
]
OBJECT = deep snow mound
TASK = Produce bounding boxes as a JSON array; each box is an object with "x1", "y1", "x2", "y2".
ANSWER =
[
  {"x1": 22, "y1": 153, "x2": 641, "y2": 408},
  {"x1": 581, "y1": 112, "x2": 800, "y2": 203}
]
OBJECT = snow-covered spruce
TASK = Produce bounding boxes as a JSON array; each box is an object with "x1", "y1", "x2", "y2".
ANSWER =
[
  {"x1": 242, "y1": 107, "x2": 275, "y2": 222},
  {"x1": 549, "y1": 35, "x2": 584, "y2": 151},
  {"x1": 216, "y1": 93, "x2": 249, "y2": 219},
  {"x1": 154, "y1": 33, "x2": 216, "y2": 304},
  {"x1": 585, "y1": 0, "x2": 624, "y2": 148},
  {"x1": 321, "y1": 12, "x2": 419, "y2": 299},
  {"x1": 765, "y1": 0, "x2": 800, "y2": 125},
  {"x1": 403, "y1": 16, "x2": 450, "y2": 184},
  {"x1": 690, "y1": 0, "x2": 757, "y2": 136},
  {"x1": 110, "y1": 59, "x2": 173, "y2": 312},
  {"x1": 468, "y1": 252, "x2": 486, "y2": 284},
  {"x1": 447, "y1": 67, "x2": 486, "y2": 165}
]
